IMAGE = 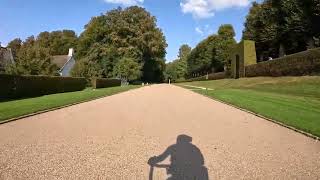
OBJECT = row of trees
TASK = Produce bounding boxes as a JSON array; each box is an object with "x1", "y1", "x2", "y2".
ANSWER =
[
  {"x1": 6, "y1": 30, "x2": 78, "y2": 75},
  {"x1": 165, "y1": 24, "x2": 236, "y2": 81},
  {"x1": 5, "y1": 6, "x2": 167, "y2": 82},
  {"x1": 243, "y1": 0, "x2": 320, "y2": 61}
]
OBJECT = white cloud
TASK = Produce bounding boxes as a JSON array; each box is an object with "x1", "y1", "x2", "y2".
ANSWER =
[
  {"x1": 181, "y1": 0, "x2": 251, "y2": 18},
  {"x1": 195, "y1": 25, "x2": 216, "y2": 36},
  {"x1": 195, "y1": 27, "x2": 204, "y2": 35},
  {"x1": 104, "y1": 0, "x2": 144, "y2": 6}
]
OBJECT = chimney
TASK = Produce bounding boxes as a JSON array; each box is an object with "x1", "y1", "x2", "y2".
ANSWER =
[{"x1": 68, "y1": 48, "x2": 74, "y2": 57}]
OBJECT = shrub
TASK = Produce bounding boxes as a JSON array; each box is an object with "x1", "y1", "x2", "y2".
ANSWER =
[
  {"x1": 91, "y1": 78, "x2": 121, "y2": 89},
  {"x1": 245, "y1": 48, "x2": 320, "y2": 77},
  {"x1": 0, "y1": 74, "x2": 87, "y2": 99}
]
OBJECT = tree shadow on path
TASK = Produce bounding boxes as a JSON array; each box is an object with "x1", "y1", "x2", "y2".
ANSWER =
[{"x1": 148, "y1": 134, "x2": 209, "y2": 180}]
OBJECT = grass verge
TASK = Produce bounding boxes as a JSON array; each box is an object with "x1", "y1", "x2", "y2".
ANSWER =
[
  {"x1": 0, "y1": 85, "x2": 139, "y2": 122},
  {"x1": 178, "y1": 76, "x2": 320, "y2": 137}
]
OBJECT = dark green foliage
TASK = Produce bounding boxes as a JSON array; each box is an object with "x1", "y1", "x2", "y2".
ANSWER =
[
  {"x1": 243, "y1": 0, "x2": 320, "y2": 60},
  {"x1": 5, "y1": 30, "x2": 77, "y2": 76},
  {"x1": 76, "y1": 6, "x2": 167, "y2": 82},
  {"x1": 5, "y1": 45, "x2": 59, "y2": 76},
  {"x1": 0, "y1": 74, "x2": 86, "y2": 99},
  {"x1": 37, "y1": 30, "x2": 78, "y2": 55},
  {"x1": 245, "y1": 48, "x2": 320, "y2": 77},
  {"x1": 113, "y1": 57, "x2": 142, "y2": 81},
  {"x1": 165, "y1": 44, "x2": 191, "y2": 82},
  {"x1": 187, "y1": 24, "x2": 236, "y2": 76},
  {"x1": 91, "y1": 78, "x2": 121, "y2": 89}
]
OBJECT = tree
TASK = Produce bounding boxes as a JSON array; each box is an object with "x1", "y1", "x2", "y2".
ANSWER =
[
  {"x1": 6, "y1": 45, "x2": 58, "y2": 76},
  {"x1": 216, "y1": 24, "x2": 237, "y2": 69},
  {"x1": 37, "y1": 30, "x2": 78, "y2": 55},
  {"x1": 76, "y1": 6, "x2": 167, "y2": 82},
  {"x1": 243, "y1": 1, "x2": 278, "y2": 60},
  {"x1": 178, "y1": 44, "x2": 192, "y2": 59},
  {"x1": 186, "y1": 24, "x2": 236, "y2": 77},
  {"x1": 164, "y1": 44, "x2": 192, "y2": 81},
  {"x1": 7, "y1": 38, "x2": 22, "y2": 59},
  {"x1": 113, "y1": 57, "x2": 142, "y2": 81},
  {"x1": 243, "y1": 0, "x2": 319, "y2": 60}
]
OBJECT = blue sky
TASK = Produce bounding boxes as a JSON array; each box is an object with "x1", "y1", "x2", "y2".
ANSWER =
[{"x1": 0, "y1": 0, "x2": 255, "y2": 61}]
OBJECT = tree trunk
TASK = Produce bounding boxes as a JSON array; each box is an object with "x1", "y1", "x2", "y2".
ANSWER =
[{"x1": 279, "y1": 43, "x2": 286, "y2": 57}]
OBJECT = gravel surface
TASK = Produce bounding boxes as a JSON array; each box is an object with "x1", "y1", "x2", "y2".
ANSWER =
[{"x1": 0, "y1": 84, "x2": 319, "y2": 179}]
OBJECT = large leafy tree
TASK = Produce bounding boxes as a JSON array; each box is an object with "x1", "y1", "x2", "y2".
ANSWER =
[
  {"x1": 243, "y1": 0, "x2": 320, "y2": 60},
  {"x1": 76, "y1": 6, "x2": 167, "y2": 82}
]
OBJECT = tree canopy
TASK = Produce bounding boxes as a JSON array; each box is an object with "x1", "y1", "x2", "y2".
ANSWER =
[
  {"x1": 243, "y1": 0, "x2": 320, "y2": 60},
  {"x1": 6, "y1": 44, "x2": 58, "y2": 76},
  {"x1": 6, "y1": 30, "x2": 78, "y2": 76},
  {"x1": 75, "y1": 6, "x2": 167, "y2": 82},
  {"x1": 165, "y1": 44, "x2": 191, "y2": 81},
  {"x1": 186, "y1": 24, "x2": 236, "y2": 77},
  {"x1": 113, "y1": 57, "x2": 142, "y2": 81}
]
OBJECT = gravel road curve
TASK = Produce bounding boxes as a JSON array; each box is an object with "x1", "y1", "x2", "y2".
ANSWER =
[{"x1": 0, "y1": 84, "x2": 319, "y2": 179}]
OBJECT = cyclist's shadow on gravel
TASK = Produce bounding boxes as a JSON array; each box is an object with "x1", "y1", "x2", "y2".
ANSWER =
[{"x1": 148, "y1": 134, "x2": 209, "y2": 180}]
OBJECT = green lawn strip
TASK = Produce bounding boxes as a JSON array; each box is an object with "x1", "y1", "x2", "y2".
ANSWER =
[
  {"x1": 0, "y1": 85, "x2": 139, "y2": 122},
  {"x1": 178, "y1": 76, "x2": 320, "y2": 99},
  {"x1": 195, "y1": 89, "x2": 320, "y2": 137}
]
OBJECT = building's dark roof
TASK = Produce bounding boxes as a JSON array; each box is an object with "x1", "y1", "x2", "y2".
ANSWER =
[{"x1": 51, "y1": 55, "x2": 71, "y2": 69}]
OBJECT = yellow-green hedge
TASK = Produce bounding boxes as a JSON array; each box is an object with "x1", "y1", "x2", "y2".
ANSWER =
[
  {"x1": 245, "y1": 48, "x2": 320, "y2": 77},
  {"x1": 0, "y1": 74, "x2": 87, "y2": 99}
]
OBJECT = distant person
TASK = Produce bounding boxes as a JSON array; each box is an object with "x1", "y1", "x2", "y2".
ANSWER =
[{"x1": 148, "y1": 135, "x2": 208, "y2": 180}]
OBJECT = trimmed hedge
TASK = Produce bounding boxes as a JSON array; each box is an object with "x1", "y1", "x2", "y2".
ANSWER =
[
  {"x1": 245, "y1": 48, "x2": 320, "y2": 77},
  {"x1": 175, "y1": 72, "x2": 227, "y2": 83},
  {"x1": 189, "y1": 72, "x2": 226, "y2": 82},
  {"x1": 92, "y1": 78, "x2": 121, "y2": 89},
  {"x1": 0, "y1": 74, "x2": 87, "y2": 99}
]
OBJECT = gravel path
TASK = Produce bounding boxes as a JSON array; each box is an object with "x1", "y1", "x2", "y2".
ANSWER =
[{"x1": 0, "y1": 84, "x2": 319, "y2": 179}]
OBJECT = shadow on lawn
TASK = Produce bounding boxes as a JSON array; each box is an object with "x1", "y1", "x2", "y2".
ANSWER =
[{"x1": 148, "y1": 134, "x2": 209, "y2": 180}]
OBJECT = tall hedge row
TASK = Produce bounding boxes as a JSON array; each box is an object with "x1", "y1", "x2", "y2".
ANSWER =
[
  {"x1": 0, "y1": 74, "x2": 87, "y2": 99},
  {"x1": 91, "y1": 78, "x2": 121, "y2": 89},
  {"x1": 245, "y1": 48, "x2": 320, "y2": 77}
]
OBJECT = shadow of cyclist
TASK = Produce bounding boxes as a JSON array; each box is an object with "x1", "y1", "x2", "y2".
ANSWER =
[{"x1": 148, "y1": 134, "x2": 208, "y2": 180}]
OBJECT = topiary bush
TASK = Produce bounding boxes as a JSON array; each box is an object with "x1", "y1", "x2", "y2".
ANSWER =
[
  {"x1": 91, "y1": 78, "x2": 121, "y2": 89},
  {"x1": 0, "y1": 74, "x2": 87, "y2": 99},
  {"x1": 245, "y1": 48, "x2": 320, "y2": 77}
]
